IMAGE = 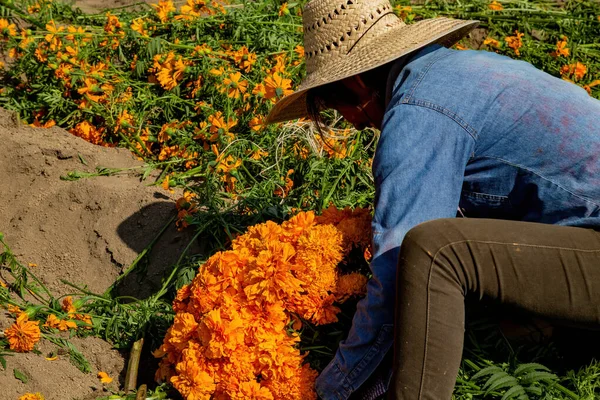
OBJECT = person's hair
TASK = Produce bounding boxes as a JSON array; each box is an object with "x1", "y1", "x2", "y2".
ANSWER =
[{"x1": 306, "y1": 81, "x2": 359, "y2": 133}]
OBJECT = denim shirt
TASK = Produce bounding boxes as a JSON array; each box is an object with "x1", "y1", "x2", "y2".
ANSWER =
[{"x1": 315, "y1": 44, "x2": 600, "y2": 399}]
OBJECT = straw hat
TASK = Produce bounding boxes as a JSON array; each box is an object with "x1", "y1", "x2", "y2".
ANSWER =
[{"x1": 266, "y1": 0, "x2": 479, "y2": 124}]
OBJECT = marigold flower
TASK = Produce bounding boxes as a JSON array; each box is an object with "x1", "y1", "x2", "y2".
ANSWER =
[
  {"x1": 551, "y1": 37, "x2": 569, "y2": 58},
  {"x1": 61, "y1": 296, "x2": 77, "y2": 313},
  {"x1": 488, "y1": 0, "x2": 503, "y2": 11},
  {"x1": 18, "y1": 393, "x2": 44, "y2": 400},
  {"x1": 583, "y1": 80, "x2": 600, "y2": 96},
  {"x1": 44, "y1": 21, "x2": 63, "y2": 51},
  {"x1": 483, "y1": 37, "x2": 501, "y2": 48},
  {"x1": 0, "y1": 18, "x2": 17, "y2": 39},
  {"x1": 152, "y1": 0, "x2": 176, "y2": 22},
  {"x1": 43, "y1": 314, "x2": 77, "y2": 331},
  {"x1": 252, "y1": 83, "x2": 267, "y2": 98},
  {"x1": 131, "y1": 18, "x2": 150, "y2": 36},
  {"x1": 278, "y1": 2, "x2": 289, "y2": 16},
  {"x1": 208, "y1": 111, "x2": 237, "y2": 142},
  {"x1": 5, "y1": 314, "x2": 41, "y2": 352},
  {"x1": 264, "y1": 73, "x2": 293, "y2": 102},
  {"x1": 97, "y1": 371, "x2": 113, "y2": 383},
  {"x1": 156, "y1": 210, "x2": 366, "y2": 400},
  {"x1": 178, "y1": 0, "x2": 212, "y2": 20},
  {"x1": 505, "y1": 30, "x2": 524, "y2": 56},
  {"x1": 249, "y1": 116, "x2": 265, "y2": 132},
  {"x1": 560, "y1": 62, "x2": 587, "y2": 81},
  {"x1": 155, "y1": 52, "x2": 188, "y2": 90},
  {"x1": 220, "y1": 72, "x2": 248, "y2": 100}
]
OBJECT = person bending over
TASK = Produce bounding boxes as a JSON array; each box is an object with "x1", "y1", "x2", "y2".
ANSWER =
[{"x1": 266, "y1": 1, "x2": 600, "y2": 399}]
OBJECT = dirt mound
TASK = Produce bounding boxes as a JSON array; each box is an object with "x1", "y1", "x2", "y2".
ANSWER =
[{"x1": 0, "y1": 108, "x2": 196, "y2": 399}]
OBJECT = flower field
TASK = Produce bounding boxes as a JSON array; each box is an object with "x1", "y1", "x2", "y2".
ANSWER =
[{"x1": 1, "y1": 0, "x2": 600, "y2": 399}]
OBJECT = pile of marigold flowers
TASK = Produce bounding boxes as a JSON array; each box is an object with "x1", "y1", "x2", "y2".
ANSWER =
[{"x1": 154, "y1": 207, "x2": 370, "y2": 399}]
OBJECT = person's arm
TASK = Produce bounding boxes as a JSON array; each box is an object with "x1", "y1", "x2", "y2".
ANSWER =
[{"x1": 315, "y1": 104, "x2": 475, "y2": 399}]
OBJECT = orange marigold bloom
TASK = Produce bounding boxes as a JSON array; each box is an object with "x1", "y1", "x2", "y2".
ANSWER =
[
  {"x1": 278, "y1": 2, "x2": 289, "y2": 16},
  {"x1": 131, "y1": 18, "x2": 150, "y2": 36},
  {"x1": 483, "y1": 37, "x2": 501, "y2": 48},
  {"x1": 98, "y1": 371, "x2": 113, "y2": 383},
  {"x1": 505, "y1": 30, "x2": 524, "y2": 56},
  {"x1": 231, "y1": 46, "x2": 257, "y2": 72},
  {"x1": 0, "y1": 18, "x2": 17, "y2": 39},
  {"x1": 178, "y1": 0, "x2": 212, "y2": 20},
  {"x1": 171, "y1": 357, "x2": 216, "y2": 399},
  {"x1": 560, "y1": 62, "x2": 587, "y2": 81},
  {"x1": 220, "y1": 72, "x2": 248, "y2": 100},
  {"x1": 43, "y1": 314, "x2": 77, "y2": 331},
  {"x1": 252, "y1": 83, "x2": 267, "y2": 98},
  {"x1": 156, "y1": 52, "x2": 188, "y2": 91},
  {"x1": 61, "y1": 296, "x2": 77, "y2": 313},
  {"x1": 488, "y1": 0, "x2": 503, "y2": 11},
  {"x1": 70, "y1": 121, "x2": 104, "y2": 145},
  {"x1": 18, "y1": 393, "x2": 44, "y2": 400},
  {"x1": 5, "y1": 314, "x2": 41, "y2": 352},
  {"x1": 264, "y1": 73, "x2": 293, "y2": 102},
  {"x1": 551, "y1": 37, "x2": 569, "y2": 58},
  {"x1": 249, "y1": 116, "x2": 265, "y2": 132},
  {"x1": 152, "y1": 0, "x2": 176, "y2": 22}
]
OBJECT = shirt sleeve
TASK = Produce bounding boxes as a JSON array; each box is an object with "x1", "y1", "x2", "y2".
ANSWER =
[{"x1": 315, "y1": 104, "x2": 475, "y2": 399}]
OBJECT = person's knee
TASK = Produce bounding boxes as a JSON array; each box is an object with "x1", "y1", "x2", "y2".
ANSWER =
[{"x1": 401, "y1": 218, "x2": 457, "y2": 260}]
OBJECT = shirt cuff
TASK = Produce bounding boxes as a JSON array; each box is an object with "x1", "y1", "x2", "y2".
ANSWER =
[{"x1": 315, "y1": 359, "x2": 353, "y2": 400}]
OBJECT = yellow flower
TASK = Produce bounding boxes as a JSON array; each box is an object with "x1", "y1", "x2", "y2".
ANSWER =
[
  {"x1": 278, "y1": 2, "x2": 289, "y2": 16},
  {"x1": 264, "y1": 73, "x2": 293, "y2": 102},
  {"x1": 5, "y1": 314, "x2": 41, "y2": 352},
  {"x1": 131, "y1": 18, "x2": 149, "y2": 36},
  {"x1": 335, "y1": 273, "x2": 368, "y2": 302},
  {"x1": 583, "y1": 79, "x2": 600, "y2": 96},
  {"x1": 178, "y1": 0, "x2": 212, "y2": 19},
  {"x1": 488, "y1": 1, "x2": 503, "y2": 11},
  {"x1": 97, "y1": 371, "x2": 113, "y2": 384},
  {"x1": 208, "y1": 111, "x2": 237, "y2": 141},
  {"x1": 152, "y1": 0, "x2": 176, "y2": 22},
  {"x1": 0, "y1": 18, "x2": 17, "y2": 39},
  {"x1": 483, "y1": 37, "x2": 501, "y2": 48},
  {"x1": 560, "y1": 62, "x2": 587, "y2": 81},
  {"x1": 70, "y1": 121, "x2": 104, "y2": 145},
  {"x1": 505, "y1": 30, "x2": 524, "y2": 56},
  {"x1": 249, "y1": 116, "x2": 265, "y2": 132},
  {"x1": 220, "y1": 72, "x2": 248, "y2": 99},
  {"x1": 44, "y1": 21, "x2": 64, "y2": 51},
  {"x1": 43, "y1": 314, "x2": 78, "y2": 331},
  {"x1": 252, "y1": 83, "x2": 267, "y2": 99},
  {"x1": 18, "y1": 393, "x2": 45, "y2": 400},
  {"x1": 155, "y1": 52, "x2": 188, "y2": 90},
  {"x1": 231, "y1": 46, "x2": 257, "y2": 72},
  {"x1": 550, "y1": 37, "x2": 569, "y2": 58}
]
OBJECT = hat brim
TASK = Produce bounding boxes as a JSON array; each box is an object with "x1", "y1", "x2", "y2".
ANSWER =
[{"x1": 266, "y1": 17, "x2": 479, "y2": 124}]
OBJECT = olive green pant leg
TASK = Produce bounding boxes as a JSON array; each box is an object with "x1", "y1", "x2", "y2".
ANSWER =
[{"x1": 388, "y1": 218, "x2": 600, "y2": 400}]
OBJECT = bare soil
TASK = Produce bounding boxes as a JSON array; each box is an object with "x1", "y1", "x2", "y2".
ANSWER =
[{"x1": 0, "y1": 105, "x2": 197, "y2": 400}]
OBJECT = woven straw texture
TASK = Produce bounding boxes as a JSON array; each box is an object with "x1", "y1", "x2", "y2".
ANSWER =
[{"x1": 266, "y1": 0, "x2": 478, "y2": 124}]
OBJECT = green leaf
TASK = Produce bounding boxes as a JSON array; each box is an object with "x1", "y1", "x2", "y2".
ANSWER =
[
  {"x1": 0, "y1": 354, "x2": 7, "y2": 370},
  {"x1": 485, "y1": 374, "x2": 519, "y2": 395},
  {"x1": 78, "y1": 154, "x2": 88, "y2": 166},
  {"x1": 471, "y1": 365, "x2": 504, "y2": 381},
  {"x1": 519, "y1": 371, "x2": 558, "y2": 385},
  {"x1": 501, "y1": 384, "x2": 527, "y2": 400},
  {"x1": 514, "y1": 362, "x2": 551, "y2": 377},
  {"x1": 482, "y1": 370, "x2": 510, "y2": 389},
  {"x1": 13, "y1": 368, "x2": 28, "y2": 383}
]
